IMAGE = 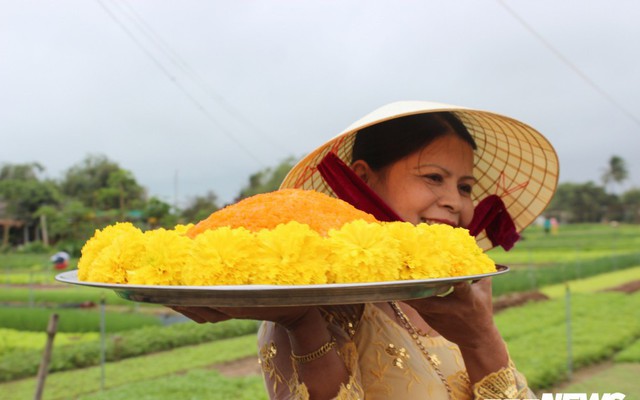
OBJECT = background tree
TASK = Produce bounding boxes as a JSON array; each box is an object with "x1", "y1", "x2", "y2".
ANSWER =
[
  {"x1": 547, "y1": 182, "x2": 616, "y2": 223},
  {"x1": 143, "y1": 197, "x2": 177, "y2": 228},
  {"x1": 181, "y1": 191, "x2": 219, "y2": 223},
  {"x1": 0, "y1": 162, "x2": 45, "y2": 180},
  {"x1": 61, "y1": 154, "x2": 145, "y2": 210},
  {"x1": 622, "y1": 188, "x2": 640, "y2": 223},
  {"x1": 34, "y1": 200, "x2": 96, "y2": 255},
  {"x1": 601, "y1": 155, "x2": 629, "y2": 193},
  {"x1": 235, "y1": 156, "x2": 297, "y2": 201},
  {"x1": 97, "y1": 169, "x2": 145, "y2": 216},
  {"x1": 0, "y1": 162, "x2": 61, "y2": 245}
]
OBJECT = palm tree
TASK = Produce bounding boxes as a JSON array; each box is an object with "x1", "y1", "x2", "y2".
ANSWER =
[{"x1": 601, "y1": 155, "x2": 628, "y2": 193}]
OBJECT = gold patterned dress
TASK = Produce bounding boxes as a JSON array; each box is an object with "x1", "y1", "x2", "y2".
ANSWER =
[{"x1": 258, "y1": 303, "x2": 534, "y2": 399}]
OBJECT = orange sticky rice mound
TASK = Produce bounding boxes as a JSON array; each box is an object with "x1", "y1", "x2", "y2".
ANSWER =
[{"x1": 187, "y1": 188, "x2": 378, "y2": 237}]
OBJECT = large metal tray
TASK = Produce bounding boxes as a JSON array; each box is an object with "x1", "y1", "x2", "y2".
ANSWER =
[{"x1": 55, "y1": 266, "x2": 508, "y2": 307}]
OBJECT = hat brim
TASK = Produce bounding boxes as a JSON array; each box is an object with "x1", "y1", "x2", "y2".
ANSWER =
[{"x1": 280, "y1": 101, "x2": 559, "y2": 251}]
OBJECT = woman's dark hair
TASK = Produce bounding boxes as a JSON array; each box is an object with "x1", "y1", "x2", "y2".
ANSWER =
[{"x1": 351, "y1": 112, "x2": 477, "y2": 171}]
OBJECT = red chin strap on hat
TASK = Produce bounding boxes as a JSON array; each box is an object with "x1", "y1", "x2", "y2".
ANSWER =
[
  {"x1": 317, "y1": 152, "x2": 402, "y2": 222},
  {"x1": 317, "y1": 152, "x2": 520, "y2": 251},
  {"x1": 467, "y1": 195, "x2": 520, "y2": 251}
]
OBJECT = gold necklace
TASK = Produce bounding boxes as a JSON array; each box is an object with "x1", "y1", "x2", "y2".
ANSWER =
[{"x1": 388, "y1": 301, "x2": 453, "y2": 399}]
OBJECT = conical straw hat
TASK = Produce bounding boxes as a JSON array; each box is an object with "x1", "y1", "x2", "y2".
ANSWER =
[{"x1": 281, "y1": 101, "x2": 560, "y2": 251}]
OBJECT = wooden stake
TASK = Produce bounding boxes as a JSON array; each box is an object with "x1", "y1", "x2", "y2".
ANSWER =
[
  {"x1": 40, "y1": 214, "x2": 49, "y2": 247},
  {"x1": 34, "y1": 313, "x2": 59, "y2": 400}
]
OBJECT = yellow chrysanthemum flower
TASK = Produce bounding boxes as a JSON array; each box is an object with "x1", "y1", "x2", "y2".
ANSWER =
[
  {"x1": 183, "y1": 227, "x2": 257, "y2": 285},
  {"x1": 77, "y1": 190, "x2": 497, "y2": 286},
  {"x1": 127, "y1": 229, "x2": 193, "y2": 285},
  {"x1": 327, "y1": 220, "x2": 403, "y2": 283},
  {"x1": 173, "y1": 223, "x2": 194, "y2": 235},
  {"x1": 78, "y1": 222, "x2": 142, "y2": 281},
  {"x1": 256, "y1": 222, "x2": 328, "y2": 285},
  {"x1": 81, "y1": 223, "x2": 145, "y2": 284}
]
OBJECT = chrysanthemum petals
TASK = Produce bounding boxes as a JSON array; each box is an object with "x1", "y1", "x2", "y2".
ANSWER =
[{"x1": 78, "y1": 190, "x2": 496, "y2": 286}]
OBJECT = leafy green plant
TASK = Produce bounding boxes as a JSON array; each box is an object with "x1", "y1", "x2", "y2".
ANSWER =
[
  {"x1": 0, "y1": 334, "x2": 261, "y2": 400},
  {"x1": 490, "y1": 223, "x2": 640, "y2": 264},
  {"x1": 496, "y1": 292, "x2": 640, "y2": 389},
  {"x1": 0, "y1": 252, "x2": 51, "y2": 270},
  {"x1": 79, "y1": 369, "x2": 267, "y2": 400},
  {"x1": 615, "y1": 338, "x2": 640, "y2": 363},
  {"x1": 0, "y1": 328, "x2": 98, "y2": 356},
  {"x1": 492, "y1": 253, "x2": 640, "y2": 296},
  {"x1": 15, "y1": 241, "x2": 51, "y2": 254},
  {"x1": 0, "y1": 286, "x2": 136, "y2": 305},
  {"x1": 486, "y1": 224, "x2": 640, "y2": 296},
  {"x1": 0, "y1": 307, "x2": 161, "y2": 332},
  {"x1": 0, "y1": 319, "x2": 259, "y2": 382},
  {"x1": 540, "y1": 266, "x2": 640, "y2": 298}
]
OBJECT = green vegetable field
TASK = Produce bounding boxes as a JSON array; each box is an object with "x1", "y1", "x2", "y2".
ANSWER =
[{"x1": 0, "y1": 223, "x2": 638, "y2": 399}]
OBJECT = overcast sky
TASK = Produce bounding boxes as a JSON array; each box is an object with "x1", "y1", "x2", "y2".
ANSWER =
[{"x1": 1, "y1": 0, "x2": 638, "y2": 207}]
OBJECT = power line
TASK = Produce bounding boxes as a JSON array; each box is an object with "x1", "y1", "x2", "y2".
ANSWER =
[
  {"x1": 94, "y1": 0, "x2": 266, "y2": 166},
  {"x1": 497, "y1": 0, "x2": 640, "y2": 128},
  {"x1": 114, "y1": 0, "x2": 293, "y2": 154}
]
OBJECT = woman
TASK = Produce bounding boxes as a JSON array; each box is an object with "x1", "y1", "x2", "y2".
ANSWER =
[{"x1": 175, "y1": 101, "x2": 559, "y2": 399}]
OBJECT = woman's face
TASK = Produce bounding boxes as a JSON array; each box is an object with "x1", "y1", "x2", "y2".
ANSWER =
[{"x1": 353, "y1": 133, "x2": 476, "y2": 228}]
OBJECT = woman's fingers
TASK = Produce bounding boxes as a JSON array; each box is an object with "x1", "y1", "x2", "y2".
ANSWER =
[
  {"x1": 409, "y1": 278, "x2": 491, "y2": 313},
  {"x1": 170, "y1": 306, "x2": 231, "y2": 324},
  {"x1": 168, "y1": 305, "x2": 311, "y2": 328},
  {"x1": 169, "y1": 306, "x2": 206, "y2": 323}
]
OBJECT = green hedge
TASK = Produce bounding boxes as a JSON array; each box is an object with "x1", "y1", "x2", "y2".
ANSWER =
[
  {"x1": 0, "y1": 307, "x2": 161, "y2": 332},
  {"x1": 492, "y1": 253, "x2": 640, "y2": 296},
  {"x1": 615, "y1": 338, "x2": 640, "y2": 363},
  {"x1": 78, "y1": 368, "x2": 267, "y2": 400},
  {"x1": 0, "y1": 335, "x2": 261, "y2": 400},
  {"x1": 0, "y1": 319, "x2": 259, "y2": 382},
  {"x1": 0, "y1": 285, "x2": 142, "y2": 306},
  {"x1": 0, "y1": 328, "x2": 98, "y2": 357}
]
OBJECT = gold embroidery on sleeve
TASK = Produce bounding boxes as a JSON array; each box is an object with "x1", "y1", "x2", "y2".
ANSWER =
[
  {"x1": 473, "y1": 366, "x2": 527, "y2": 399},
  {"x1": 321, "y1": 305, "x2": 363, "y2": 338},
  {"x1": 448, "y1": 370, "x2": 473, "y2": 400},
  {"x1": 259, "y1": 340, "x2": 283, "y2": 394},
  {"x1": 284, "y1": 341, "x2": 364, "y2": 400}
]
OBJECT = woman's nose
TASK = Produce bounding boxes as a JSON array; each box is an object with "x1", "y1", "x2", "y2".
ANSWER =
[{"x1": 436, "y1": 184, "x2": 462, "y2": 212}]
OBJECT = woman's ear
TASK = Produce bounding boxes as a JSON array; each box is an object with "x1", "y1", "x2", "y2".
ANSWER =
[{"x1": 351, "y1": 160, "x2": 372, "y2": 183}]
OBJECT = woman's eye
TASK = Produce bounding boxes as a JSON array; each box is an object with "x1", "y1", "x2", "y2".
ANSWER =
[
  {"x1": 423, "y1": 174, "x2": 443, "y2": 183},
  {"x1": 459, "y1": 184, "x2": 473, "y2": 195}
]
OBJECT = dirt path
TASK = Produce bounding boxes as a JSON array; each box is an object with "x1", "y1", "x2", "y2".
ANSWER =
[
  {"x1": 602, "y1": 280, "x2": 640, "y2": 294},
  {"x1": 544, "y1": 360, "x2": 615, "y2": 394},
  {"x1": 210, "y1": 355, "x2": 262, "y2": 377}
]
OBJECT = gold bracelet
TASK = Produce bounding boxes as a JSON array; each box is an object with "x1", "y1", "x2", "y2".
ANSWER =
[{"x1": 291, "y1": 337, "x2": 337, "y2": 364}]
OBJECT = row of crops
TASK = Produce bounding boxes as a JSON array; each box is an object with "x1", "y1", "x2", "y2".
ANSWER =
[
  {"x1": 0, "y1": 319, "x2": 259, "y2": 382},
  {"x1": 496, "y1": 291, "x2": 640, "y2": 389},
  {"x1": 0, "y1": 223, "x2": 639, "y2": 398},
  {"x1": 1, "y1": 287, "x2": 638, "y2": 398}
]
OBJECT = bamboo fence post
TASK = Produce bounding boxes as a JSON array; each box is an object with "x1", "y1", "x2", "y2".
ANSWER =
[
  {"x1": 34, "y1": 313, "x2": 59, "y2": 400},
  {"x1": 565, "y1": 284, "x2": 573, "y2": 380}
]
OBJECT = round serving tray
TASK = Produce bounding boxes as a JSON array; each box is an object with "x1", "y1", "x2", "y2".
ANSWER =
[{"x1": 56, "y1": 265, "x2": 508, "y2": 307}]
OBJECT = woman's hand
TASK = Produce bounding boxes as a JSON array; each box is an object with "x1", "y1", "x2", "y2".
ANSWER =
[
  {"x1": 406, "y1": 278, "x2": 495, "y2": 347},
  {"x1": 169, "y1": 305, "x2": 312, "y2": 331},
  {"x1": 405, "y1": 278, "x2": 509, "y2": 383}
]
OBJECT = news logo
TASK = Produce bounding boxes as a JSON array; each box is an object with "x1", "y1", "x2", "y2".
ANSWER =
[{"x1": 489, "y1": 393, "x2": 625, "y2": 400}]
